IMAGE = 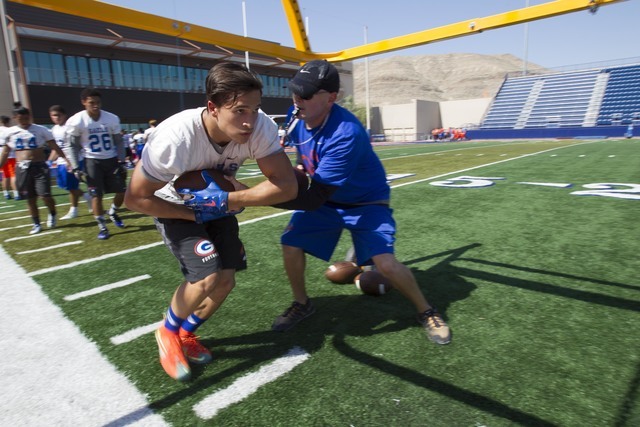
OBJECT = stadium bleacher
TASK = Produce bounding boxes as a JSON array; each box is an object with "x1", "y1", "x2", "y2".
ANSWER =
[{"x1": 473, "y1": 62, "x2": 640, "y2": 139}]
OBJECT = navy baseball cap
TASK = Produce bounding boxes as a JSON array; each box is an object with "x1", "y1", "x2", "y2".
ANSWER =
[{"x1": 288, "y1": 60, "x2": 340, "y2": 99}]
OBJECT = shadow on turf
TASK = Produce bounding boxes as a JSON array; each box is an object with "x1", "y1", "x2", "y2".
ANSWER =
[{"x1": 135, "y1": 244, "x2": 482, "y2": 417}]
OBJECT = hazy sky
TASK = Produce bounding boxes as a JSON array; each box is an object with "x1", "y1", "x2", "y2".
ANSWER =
[{"x1": 107, "y1": 0, "x2": 636, "y2": 69}]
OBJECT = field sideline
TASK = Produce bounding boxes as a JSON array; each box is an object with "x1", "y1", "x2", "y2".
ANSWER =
[{"x1": 1, "y1": 139, "x2": 638, "y2": 426}]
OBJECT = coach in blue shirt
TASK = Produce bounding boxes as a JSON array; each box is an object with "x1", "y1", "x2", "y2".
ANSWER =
[{"x1": 271, "y1": 60, "x2": 451, "y2": 345}]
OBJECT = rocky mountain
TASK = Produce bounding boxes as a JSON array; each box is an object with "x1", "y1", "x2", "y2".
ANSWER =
[{"x1": 352, "y1": 53, "x2": 547, "y2": 106}]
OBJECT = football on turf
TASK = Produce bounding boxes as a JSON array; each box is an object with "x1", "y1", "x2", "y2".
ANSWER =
[
  {"x1": 173, "y1": 168, "x2": 235, "y2": 198},
  {"x1": 355, "y1": 271, "x2": 393, "y2": 296},
  {"x1": 324, "y1": 261, "x2": 362, "y2": 284}
]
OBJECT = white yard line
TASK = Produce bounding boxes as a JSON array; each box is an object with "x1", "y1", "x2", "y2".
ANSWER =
[
  {"x1": 4, "y1": 229, "x2": 63, "y2": 242},
  {"x1": 111, "y1": 321, "x2": 164, "y2": 345},
  {"x1": 0, "y1": 245, "x2": 167, "y2": 427},
  {"x1": 64, "y1": 274, "x2": 152, "y2": 301},
  {"x1": 193, "y1": 347, "x2": 310, "y2": 420},
  {"x1": 16, "y1": 240, "x2": 83, "y2": 255}
]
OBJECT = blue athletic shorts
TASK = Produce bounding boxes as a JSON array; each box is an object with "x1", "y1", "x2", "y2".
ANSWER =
[{"x1": 281, "y1": 204, "x2": 396, "y2": 266}]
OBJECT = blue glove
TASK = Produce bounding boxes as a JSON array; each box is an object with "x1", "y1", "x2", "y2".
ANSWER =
[
  {"x1": 179, "y1": 170, "x2": 229, "y2": 215},
  {"x1": 193, "y1": 207, "x2": 227, "y2": 224}
]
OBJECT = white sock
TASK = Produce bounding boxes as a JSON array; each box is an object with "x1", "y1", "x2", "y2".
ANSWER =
[
  {"x1": 68, "y1": 206, "x2": 78, "y2": 215},
  {"x1": 13, "y1": 190, "x2": 19, "y2": 197},
  {"x1": 109, "y1": 204, "x2": 118, "y2": 215}
]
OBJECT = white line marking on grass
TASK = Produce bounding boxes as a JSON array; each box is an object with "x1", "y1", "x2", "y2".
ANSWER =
[
  {"x1": 193, "y1": 346, "x2": 310, "y2": 420},
  {"x1": 28, "y1": 241, "x2": 163, "y2": 276},
  {"x1": 16, "y1": 240, "x2": 83, "y2": 255},
  {"x1": 4, "y1": 229, "x2": 63, "y2": 242},
  {"x1": 391, "y1": 142, "x2": 595, "y2": 190},
  {"x1": 111, "y1": 320, "x2": 163, "y2": 345},
  {"x1": 517, "y1": 182, "x2": 573, "y2": 188},
  {"x1": 0, "y1": 245, "x2": 167, "y2": 426},
  {"x1": 0, "y1": 223, "x2": 33, "y2": 232},
  {"x1": 64, "y1": 274, "x2": 151, "y2": 301},
  {"x1": 609, "y1": 155, "x2": 616, "y2": 158},
  {"x1": 0, "y1": 214, "x2": 30, "y2": 222},
  {"x1": 579, "y1": 155, "x2": 586, "y2": 157}
]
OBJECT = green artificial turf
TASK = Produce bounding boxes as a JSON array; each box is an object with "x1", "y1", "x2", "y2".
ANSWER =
[{"x1": 2, "y1": 139, "x2": 639, "y2": 426}]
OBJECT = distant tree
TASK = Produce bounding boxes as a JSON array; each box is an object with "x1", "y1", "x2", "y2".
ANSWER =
[{"x1": 338, "y1": 95, "x2": 368, "y2": 128}]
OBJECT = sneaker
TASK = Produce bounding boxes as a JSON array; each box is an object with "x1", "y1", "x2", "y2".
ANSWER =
[
  {"x1": 97, "y1": 227, "x2": 110, "y2": 240},
  {"x1": 14, "y1": 194, "x2": 22, "y2": 201},
  {"x1": 272, "y1": 299, "x2": 316, "y2": 332},
  {"x1": 417, "y1": 308, "x2": 451, "y2": 345},
  {"x1": 180, "y1": 331, "x2": 212, "y2": 364},
  {"x1": 155, "y1": 326, "x2": 191, "y2": 381},
  {"x1": 29, "y1": 224, "x2": 42, "y2": 235},
  {"x1": 46, "y1": 213, "x2": 56, "y2": 228},
  {"x1": 4, "y1": 193, "x2": 11, "y2": 200},
  {"x1": 60, "y1": 210, "x2": 78, "y2": 220},
  {"x1": 109, "y1": 211, "x2": 125, "y2": 228}
]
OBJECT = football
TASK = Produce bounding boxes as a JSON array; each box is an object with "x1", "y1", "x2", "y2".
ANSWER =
[
  {"x1": 324, "y1": 261, "x2": 362, "y2": 284},
  {"x1": 355, "y1": 271, "x2": 393, "y2": 296},
  {"x1": 173, "y1": 169, "x2": 236, "y2": 197}
]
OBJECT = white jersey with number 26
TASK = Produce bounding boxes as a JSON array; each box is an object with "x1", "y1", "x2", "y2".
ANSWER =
[{"x1": 65, "y1": 110, "x2": 122, "y2": 160}]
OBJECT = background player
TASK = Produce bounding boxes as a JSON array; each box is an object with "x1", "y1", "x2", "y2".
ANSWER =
[
  {"x1": 0, "y1": 114, "x2": 19, "y2": 200},
  {"x1": 0, "y1": 106, "x2": 69, "y2": 234},
  {"x1": 65, "y1": 88, "x2": 127, "y2": 240},
  {"x1": 48, "y1": 105, "x2": 91, "y2": 219}
]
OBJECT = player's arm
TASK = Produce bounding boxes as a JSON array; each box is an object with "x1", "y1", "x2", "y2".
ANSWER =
[
  {"x1": 271, "y1": 173, "x2": 338, "y2": 211},
  {"x1": 0, "y1": 145, "x2": 9, "y2": 168},
  {"x1": 112, "y1": 132, "x2": 125, "y2": 162},
  {"x1": 124, "y1": 162, "x2": 197, "y2": 221},
  {"x1": 46, "y1": 139, "x2": 68, "y2": 164},
  {"x1": 225, "y1": 150, "x2": 298, "y2": 211},
  {"x1": 64, "y1": 133, "x2": 82, "y2": 170}
]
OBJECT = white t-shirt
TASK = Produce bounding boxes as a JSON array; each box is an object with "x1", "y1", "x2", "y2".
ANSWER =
[
  {"x1": 143, "y1": 126, "x2": 155, "y2": 142},
  {"x1": 141, "y1": 107, "x2": 281, "y2": 203},
  {"x1": 3, "y1": 124, "x2": 53, "y2": 152},
  {"x1": 51, "y1": 123, "x2": 83, "y2": 166},
  {"x1": 65, "y1": 110, "x2": 122, "y2": 160},
  {"x1": 0, "y1": 126, "x2": 16, "y2": 159}
]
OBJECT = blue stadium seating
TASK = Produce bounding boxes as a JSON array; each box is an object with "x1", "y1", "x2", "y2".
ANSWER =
[{"x1": 480, "y1": 63, "x2": 640, "y2": 131}]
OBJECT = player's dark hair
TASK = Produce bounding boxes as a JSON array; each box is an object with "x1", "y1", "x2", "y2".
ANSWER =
[
  {"x1": 12, "y1": 104, "x2": 29, "y2": 116},
  {"x1": 48, "y1": 104, "x2": 66, "y2": 114},
  {"x1": 80, "y1": 87, "x2": 101, "y2": 100},
  {"x1": 205, "y1": 62, "x2": 263, "y2": 107}
]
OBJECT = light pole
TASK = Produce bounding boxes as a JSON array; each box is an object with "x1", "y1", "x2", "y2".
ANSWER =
[
  {"x1": 523, "y1": 0, "x2": 530, "y2": 76},
  {"x1": 242, "y1": 1, "x2": 250, "y2": 69},
  {"x1": 364, "y1": 25, "x2": 371, "y2": 135}
]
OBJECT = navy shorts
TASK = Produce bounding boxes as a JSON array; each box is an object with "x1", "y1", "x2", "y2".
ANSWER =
[
  {"x1": 281, "y1": 204, "x2": 396, "y2": 266},
  {"x1": 155, "y1": 215, "x2": 247, "y2": 283},
  {"x1": 85, "y1": 157, "x2": 126, "y2": 196}
]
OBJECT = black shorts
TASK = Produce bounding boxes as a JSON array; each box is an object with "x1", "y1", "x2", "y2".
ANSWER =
[
  {"x1": 85, "y1": 157, "x2": 127, "y2": 196},
  {"x1": 155, "y1": 215, "x2": 247, "y2": 283},
  {"x1": 15, "y1": 160, "x2": 51, "y2": 198}
]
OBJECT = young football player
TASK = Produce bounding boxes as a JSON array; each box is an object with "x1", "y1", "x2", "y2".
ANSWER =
[
  {"x1": 124, "y1": 62, "x2": 298, "y2": 381},
  {"x1": 64, "y1": 88, "x2": 127, "y2": 240},
  {"x1": 0, "y1": 106, "x2": 69, "y2": 234},
  {"x1": 48, "y1": 105, "x2": 91, "y2": 219}
]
